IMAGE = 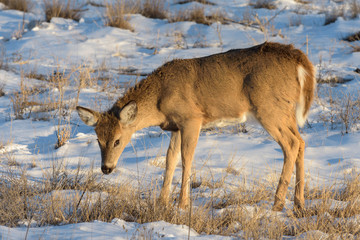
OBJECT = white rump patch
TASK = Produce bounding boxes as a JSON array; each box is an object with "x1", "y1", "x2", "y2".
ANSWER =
[{"x1": 296, "y1": 65, "x2": 308, "y2": 127}]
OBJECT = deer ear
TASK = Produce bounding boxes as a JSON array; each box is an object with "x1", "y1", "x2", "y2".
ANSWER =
[
  {"x1": 118, "y1": 101, "x2": 137, "y2": 125},
  {"x1": 76, "y1": 106, "x2": 99, "y2": 127}
]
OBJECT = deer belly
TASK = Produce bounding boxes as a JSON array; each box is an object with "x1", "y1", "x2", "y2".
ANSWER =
[{"x1": 202, "y1": 114, "x2": 247, "y2": 129}]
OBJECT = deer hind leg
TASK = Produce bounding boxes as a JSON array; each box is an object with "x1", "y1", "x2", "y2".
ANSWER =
[
  {"x1": 159, "y1": 130, "x2": 181, "y2": 204},
  {"x1": 294, "y1": 131, "x2": 305, "y2": 211},
  {"x1": 258, "y1": 116, "x2": 301, "y2": 211},
  {"x1": 178, "y1": 119, "x2": 202, "y2": 209}
]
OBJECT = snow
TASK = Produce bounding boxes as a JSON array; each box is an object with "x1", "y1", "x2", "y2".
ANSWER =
[{"x1": 0, "y1": 0, "x2": 360, "y2": 238}]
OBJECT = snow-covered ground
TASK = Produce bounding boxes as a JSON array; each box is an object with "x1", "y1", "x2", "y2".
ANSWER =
[{"x1": 0, "y1": 0, "x2": 360, "y2": 239}]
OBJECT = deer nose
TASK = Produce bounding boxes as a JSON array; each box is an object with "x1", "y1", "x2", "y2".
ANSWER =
[{"x1": 101, "y1": 165, "x2": 114, "y2": 175}]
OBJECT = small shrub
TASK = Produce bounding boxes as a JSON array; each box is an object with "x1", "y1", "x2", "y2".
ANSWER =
[
  {"x1": 343, "y1": 32, "x2": 360, "y2": 52},
  {"x1": 289, "y1": 15, "x2": 302, "y2": 27},
  {"x1": 0, "y1": 46, "x2": 7, "y2": 70},
  {"x1": 10, "y1": 74, "x2": 40, "y2": 119},
  {"x1": 324, "y1": 7, "x2": 344, "y2": 25},
  {"x1": 294, "y1": 0, "x2": 310, "y2": 3},
  {"x1": 0, "y1": 83, "x2": 5, "y2": 97},
  {"x1": 349, "y1": 0, "x2": 360, "y2": 19},
  {"x1": 176, "y1": 0, "x2": 215, "y2": 5},
  {"x1": 189, "y1": 6, "x2": 209, "y2": 25},
  {"x1": 0, "y1": 0, "x2": 31, "y2": 12},
  {"x1": 317, "y1": 88, "x2": 360, "y2": 134},
  {"x1": 172, "y1": 30, "x2": 188, "y2": 49},
  {"x1": 250, "y1": 0, "x2": 277, "y2": 10},
  {"x1": 141, "y1": 0, "x2": 167, "y2": 19},
  {"x1": 348, "y1": 42, "x2": 360, "y2": 52},
  {"x1": 55, "y1": 124, "x2": 71, "y2": 149},
  {"x1": 44, "y1": 0, "x2": 82, "y2": 22},
  {"x1": 338, "y1": 93, "x2": 360, "y2": 134},
  {"x1": 343, "y1": 32, "x2": 360, "y2": 42},
  {"x1": 170, "y1": 6, "x2": 227, "y2": 25},
  {"x1": 171, "y1": 6, "x2": 209, "y2": 25},
  {"x1": 104, "y1": 0, "x2": 135, "y2": 31}
]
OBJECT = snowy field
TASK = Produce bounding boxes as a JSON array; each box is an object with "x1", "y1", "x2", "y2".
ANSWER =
[{"x1": 0, "y1": 0, "x2": 360, "y2": 239}]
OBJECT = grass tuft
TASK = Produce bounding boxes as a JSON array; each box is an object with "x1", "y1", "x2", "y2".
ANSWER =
[
  {"x1": 250, "y1": 0, "x2": 277, "y2": 10},
  {"x1": 0, "y1": 160, "x2": 360, "y2": 238},
  {"x1": 0, "y1": 83, "x2": 5, "y2": 97},
  {"x1": 176, "y1": 0, "x2": 215, "y2": 5},
  {"x1": 0, "y1": 0, "x2": 31, "y2": 12},
  {"x1": 44, "y1": 0, "x2": 83, "y2": 22},
  {"x1": 171, "y1": 6, "x2": 227, "y2": 25},
  {"x1": 141, "y1": 0, "x2": 167, "y2": 19},
  {"x1": 104, "y1": 0, "x2": 135, "y2": 31},
  {"x1": 343, "y1": 32, "x2": 360, "y2": 42}
]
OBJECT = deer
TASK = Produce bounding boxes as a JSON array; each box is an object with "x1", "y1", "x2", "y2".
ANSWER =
[{"x1": 76, "y1": 42, "x2": 315, "y2": 211}]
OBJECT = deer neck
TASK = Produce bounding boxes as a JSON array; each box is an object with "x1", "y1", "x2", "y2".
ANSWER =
[{"x1": 112, "y1": 75, "x2": 164, "y2": 131}]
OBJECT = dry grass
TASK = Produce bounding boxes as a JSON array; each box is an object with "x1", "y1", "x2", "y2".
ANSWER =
[
  {"x1": 0, "y1": 83, "x2": 5, "y2": 97},
  {"x1": 44, "y1": 0, "x2": 83, "y2": 22},
  {"x1": 294, "y1": 0, "x2": 310, "y2": 3},
  {"x1": 324, "y1": 0, "x2": 359, "y2": 25},
  {"x1": 10, "y1": 73, "x2": 43, "y2": 119},
  {"x1": 141, "y1": 0, "x2": 167, "y2": 19},
  {"x1": 9, "y1": 65, "x2": 93, "y2": 148},
  {"x1": 344, "y1": 36, "x2": 360, "y2": 52},
  {"x1": 344, "y1": 32, "x2": 360, "y2": 42},
  {"x1": 0, "y1": 0, "x2": 31, "y2": 12},
  {"x1": 187, "y1": 6, "x2": 208, "y2": 25},
  {"x1": 317, "y1": 88, "x2": 360, "y2": 134},
  {"x1": 176, "y1": 0, "x2": 215, "y2": 5},
  {"x1": 104, "y1": 0, "x2": 135, "y2": 31},
  {"x1": 348, "y1": 43, "x2": 360, "y2": 52},
  {"x1": 171, "y1": 6, "x2": 227, "y2": 26},
  {"x1": 2, "y1": 159, "x2": 360, "y2": 238},
  {"x1": 0, "y1": 46, "x2": 8, "y2": 71},
  {"x1": 349, "y1": 0, "x2": 360, "y2": 19},
  {"x1": 324, "y1": 7, "x2": 345, "y2": 25},
  {"x1": 250, "y1": 0, "x2": 277, "y2": 10}
]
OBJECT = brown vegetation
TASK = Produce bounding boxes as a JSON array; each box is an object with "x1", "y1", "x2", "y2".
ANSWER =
[
  {"x1": 44, "y1": 0, "x2": 83, "y2": 22},
  {"x1": 170, "y1": 6, "x2": 227, "y2": 25},
  {"x1": 141, "y1": 0, "x2": 167, "y2": 19},
  {"x1": 104, "y1": 0, "x2": 135, "y2": 31},
  {"x1": 0, "y1": 0, "x2": 31, "y2": 12},
  {"x1": 1, "y1": 160, "x2": 360, "y2": 238},
  {"x1": 250, "y1": 0, "x2": 277, "y2": 10}
]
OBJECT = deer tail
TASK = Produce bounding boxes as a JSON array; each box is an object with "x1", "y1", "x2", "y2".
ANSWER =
[{"x1": 296, "y1": 62, "x2": 316, "y2": 127}]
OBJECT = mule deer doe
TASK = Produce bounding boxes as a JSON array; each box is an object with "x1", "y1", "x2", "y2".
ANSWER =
[{"x1": 77, "y1": 42, "x2": 315, "y2": 211}]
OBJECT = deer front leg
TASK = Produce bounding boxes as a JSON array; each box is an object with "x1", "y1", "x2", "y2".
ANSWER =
[
  {"x1": 159, "y1": 130, "x2": 181, "y2": 204},
  {"x1": 178, "y1": 120, "x2": 201, "y2": 209}
]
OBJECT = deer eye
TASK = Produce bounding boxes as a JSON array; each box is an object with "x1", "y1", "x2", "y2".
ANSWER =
[{"x1": 114, "y1": 139, "x2": 120, "y2": 147}]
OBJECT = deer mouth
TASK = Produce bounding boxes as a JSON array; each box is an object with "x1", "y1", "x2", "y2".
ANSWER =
[{"x1": 101, "y1": 165, "x2": 114, "y2": 174}]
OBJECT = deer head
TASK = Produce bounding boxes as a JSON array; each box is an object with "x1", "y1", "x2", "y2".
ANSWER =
[{"x1": 76, "y1": 101, "x2": 137, "y2": 174}]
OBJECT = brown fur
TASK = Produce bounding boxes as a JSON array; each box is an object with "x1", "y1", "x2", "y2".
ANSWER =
[{"x1": 77, "y1": 42, "x2": 316, "y2": 211}]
